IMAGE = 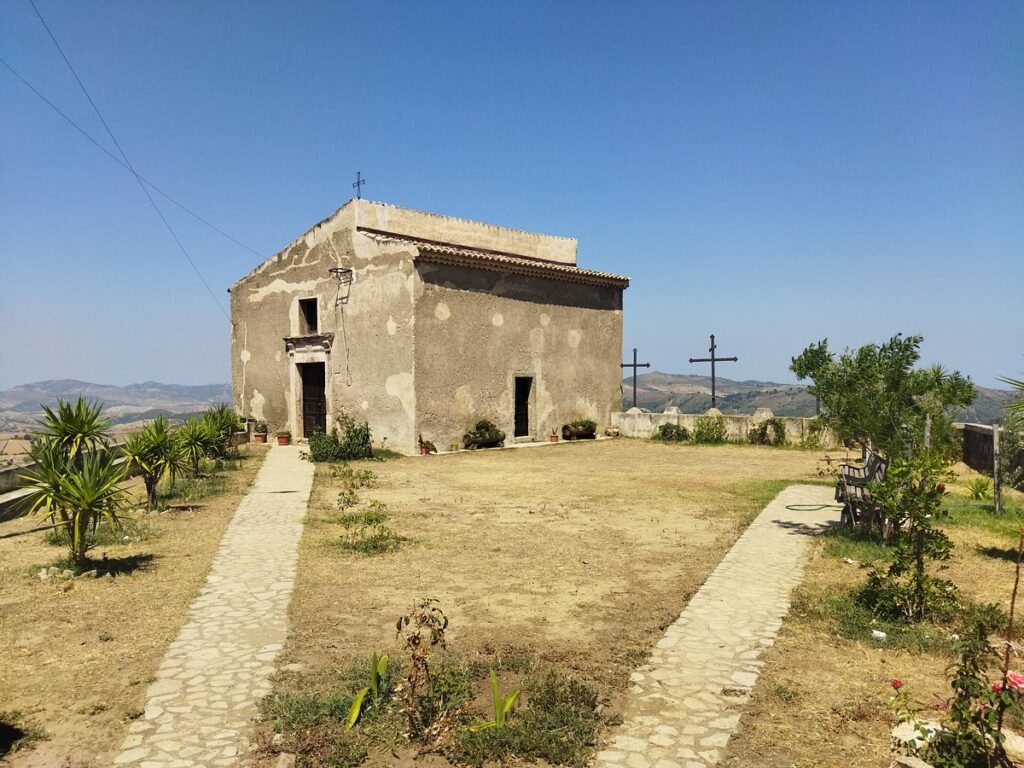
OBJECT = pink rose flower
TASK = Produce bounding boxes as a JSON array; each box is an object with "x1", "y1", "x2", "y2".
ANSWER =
[
  {"x1": 1007, "y1": 672, "x2": 1024, "y2": 690},
  {"x1": 993, "y1": 682, "x2": 1003, "y2": 693},
  {"x1": 891, "y1": 678, "x2": 903, "y2": 690}
]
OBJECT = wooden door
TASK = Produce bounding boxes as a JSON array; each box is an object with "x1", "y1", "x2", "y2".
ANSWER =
[{"x1": 300, "y1": 363, "x2": 326, "y2": 437}]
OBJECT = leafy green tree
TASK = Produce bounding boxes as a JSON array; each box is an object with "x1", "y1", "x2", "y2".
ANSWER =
[
  {"x1": 18, "y1": 397, "x2": 128, "y2": 566},
  {"x1": 122, "y1": 417, "x2": 186, "y2": 509},
  {"x1": 791, "y1": 334, "x2": 975, "y2": 460},
  {"x1": 176, "y1": 418, "x2": 216, "y2": 476}
]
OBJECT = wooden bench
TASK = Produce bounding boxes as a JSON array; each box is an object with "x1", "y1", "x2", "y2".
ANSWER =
[{"x1": 835, "y1": 448, "x2": 887, "y2": 528}]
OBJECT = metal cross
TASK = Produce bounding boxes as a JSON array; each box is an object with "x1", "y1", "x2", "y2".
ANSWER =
[
  {"x1": 621, "y1": 347, "x2": 651, "y2": 409},
  {"x1": 688, "y1": 334, "x2": 738, "y2": 409},
  {"x1": 352, "y1": 171, "x2": 365, "y2": 199}
]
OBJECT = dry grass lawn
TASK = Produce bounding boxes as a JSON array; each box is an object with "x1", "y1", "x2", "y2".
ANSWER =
[
  {"x1": 720, "y1": 465, "x2": 1024, "y2": 768},
  {"x1": 0, "y1": 444, "x2": 268, "y2": 767},
  {"x1": 258, "y1": 439, "x2": 826, "y2": 766}
]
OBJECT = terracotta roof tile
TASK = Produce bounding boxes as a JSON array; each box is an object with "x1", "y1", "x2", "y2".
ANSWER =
[{"x1": 358, "y1": 228, "x2": 629, "y2": 289}]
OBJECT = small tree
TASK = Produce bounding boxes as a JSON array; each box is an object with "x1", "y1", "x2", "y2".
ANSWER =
[
  {"x1": 122, "y1": 417, "x2": 186, "y2": 509},
  {"x1": 18, "y1": 397, "x2": 128, "y2": 566},
  {"x1": 860, "y1": 454, "x2": 959, "y2": 621},
  {"x1": 176, "y1": 418, "x2": 216, "y2": 476},
  {"x1": 791, "y1": 334, "x2": 974, "y2": 460},
  {"x1": 201, "y1": 403, "x2": 242, "y2": 459}
]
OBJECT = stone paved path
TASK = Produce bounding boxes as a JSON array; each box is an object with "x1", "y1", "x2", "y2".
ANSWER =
[
  {"x1": 593, "y1": 484, "x2": 835, "y2": 768},
  {"x1": 114, "y1": 445, "x2": 314, "y2": 768}
]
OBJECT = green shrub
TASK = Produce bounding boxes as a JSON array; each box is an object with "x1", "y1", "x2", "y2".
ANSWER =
[
  {"x1": 340, "y1": 522, "x2": 402, "y2": 554},
  {"x1": 307, "y1": 421, "x2": 374, "y2": 463},
  {"x1": 693, "y1": 415, "x2": 727, "y2": 444},
  {"x1": 463, "y1": 420, "x2": 505, "y2": 449},
  {"x1": 748, "y1": 418, "x2": 787, "y2": 446},
  {"x1": 653, "y1": 423, "x2": 689, "y2": 442}
]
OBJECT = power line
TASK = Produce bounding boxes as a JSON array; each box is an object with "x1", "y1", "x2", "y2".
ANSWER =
[
  {"x1": 0, "y1": 56, "x2": 262, "y2": 259},
  {"x1": 27, "y1": 0, "x2": 232, "y2": 320}
]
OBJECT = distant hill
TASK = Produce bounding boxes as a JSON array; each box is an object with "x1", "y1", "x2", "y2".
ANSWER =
[
  {"x1": 0, "y1": 379, "x2": 231, "y2": 433},
  {"x1": 623, "y1": 372, "x2": 1016, "y2": 424}
]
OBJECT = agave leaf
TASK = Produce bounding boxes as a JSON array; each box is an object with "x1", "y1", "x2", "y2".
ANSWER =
[
  {"x1": 346, "y1": 687, "x2": 369, "y2": 729},
  {"x1": 501, "y1": 689, "x2": 520, "y2": 720}
]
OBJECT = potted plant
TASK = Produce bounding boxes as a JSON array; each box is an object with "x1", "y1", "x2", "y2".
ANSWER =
[
  {"x1": 275, "y1": 430, "x2": 291, "y2": 446},
  {"x1": 418, "y1": 434, "x2": 437, "y2": 455},
  {"x1": 462, "y1": 419, "x2": 506, "y2": 450},
  {"x1": 548, "y1": 429, "x2": 559, "y2": 443},
  {"x1": 253, "y1": 420, "x2": 269, "y2": 443}
]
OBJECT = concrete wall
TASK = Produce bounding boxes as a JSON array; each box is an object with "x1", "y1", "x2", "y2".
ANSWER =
[
  {"x1": 230, "y1": 205, "x2": 418, "y2": 449},
  {"x1": 413, "y1": 263, "x2": 623, "y2": 451},
  {"x1": 611, "y1": 407, "x2": 838, "y2": 447}
]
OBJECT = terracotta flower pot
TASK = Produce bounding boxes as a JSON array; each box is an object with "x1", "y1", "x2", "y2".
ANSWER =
[
  {"x1": 276, "y1": 434, "x2": 291, "y2": 445},
  {"x1": 548, "y1": 434, "x2": 559, "y2": 443},
  {"x1": 254, "y1": 433, "x2": 267, "y2": 443}
]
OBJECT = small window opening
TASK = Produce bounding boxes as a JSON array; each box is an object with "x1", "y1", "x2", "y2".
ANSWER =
[{"x1": 299, "y1": 298, "x2": 318, "y2": 334}]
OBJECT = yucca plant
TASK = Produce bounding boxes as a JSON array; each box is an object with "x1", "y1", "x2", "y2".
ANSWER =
[
  {"x1": 469, "y1": 669, "x2": 520, "y2": 731},
  {"x1": 346, "y1": 652, "x2": 390, "y2": 728},
  {"x1": 966, "y1": 477, "x2": 992, "y2": 501},
  {"x1": 37, "y1": 397, "x2": 109, "y2": 467},
  {"x1": 201, "y1": 404, "x2": 242, "y2": 458},
  {"x1": 20, "y1": 439, "x2": 128, "y2": 565},
  {"x1": 176, "y1": 418, "x2": 216, "y2": 476},
  {"x1": 122, "y1": 417, "x2": 187, "y2": 509}
]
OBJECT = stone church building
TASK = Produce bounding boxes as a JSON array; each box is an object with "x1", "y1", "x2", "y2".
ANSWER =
[{"x1": 229, "y1": 199, "x2": 628, "y2": 454}]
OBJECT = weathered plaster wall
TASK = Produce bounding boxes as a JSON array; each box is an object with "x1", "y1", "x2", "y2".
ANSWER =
[
  {"x1": 413, "y1": 263, "x2": 623, "y2": 452},
  {"x1": 230, "y1": 207, "x2": 419, "y2": 448},
  {"x1": 353, "y1": 199, "x2": 577, "y2": 264}
]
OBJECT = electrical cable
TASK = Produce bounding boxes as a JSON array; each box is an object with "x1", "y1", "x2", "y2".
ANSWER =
[
  {"x1": 26, "y1": 0, "x2": 233, "y2": 320},
  {"x1": 0, "y1": 56, "x2": 262, "y2": 259}
]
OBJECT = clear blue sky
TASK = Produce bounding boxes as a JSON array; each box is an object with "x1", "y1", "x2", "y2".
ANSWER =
[{"x1": 1, "y1": 1, "x2": 1021, "y2": 390}]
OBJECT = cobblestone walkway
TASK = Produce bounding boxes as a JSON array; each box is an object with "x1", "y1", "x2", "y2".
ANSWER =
[
  {"x1": 593, "y1": 484, "x2": 835, "y2": 768},
  {"x1": 114, "y1": 445, "x2": 314, "y2": 768}
]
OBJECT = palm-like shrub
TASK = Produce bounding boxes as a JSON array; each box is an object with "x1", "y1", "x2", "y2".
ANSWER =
[
  {"x1": 38, "y1": 397, "x2": 109, "y2": 464},
  {"x1": 201, "y1": 403, "x2": 242, "y2": 458},
  {"x1": 122, "y1": 417, "x2": 187, "y2": 508},
  {"x1": 176, "y1": 418, "x2": 216, "y2": 476},
  {"x1": 19, "y1": 397, "x2": 128, "y2": 566}
]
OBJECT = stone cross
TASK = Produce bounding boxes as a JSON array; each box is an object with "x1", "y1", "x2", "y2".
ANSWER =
[
  {"x1": 689, "y1": 334, "x2": 738, "y2": 409},
  {"x1": 352, "y1": 171, "x2": 365, "y2": 199},
  {"x1": 621, "y1": 347, "x2": 651, "y2": 409}
]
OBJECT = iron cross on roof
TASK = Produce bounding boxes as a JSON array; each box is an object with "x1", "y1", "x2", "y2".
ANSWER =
[
  {"x1": 352, "y1": 171, "x2": 365, "y2": 199},
  {"x1": 688, "y1": 334, "x2": 738, "y2": 409},
  {"x1": 621, "y1": 347, "x2": 651, "y2": 409}
]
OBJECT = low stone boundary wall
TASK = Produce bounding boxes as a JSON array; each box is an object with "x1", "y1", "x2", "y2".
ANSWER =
[{"x1": 611, "y1": 407, "x2": 838, "y2": 447}]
